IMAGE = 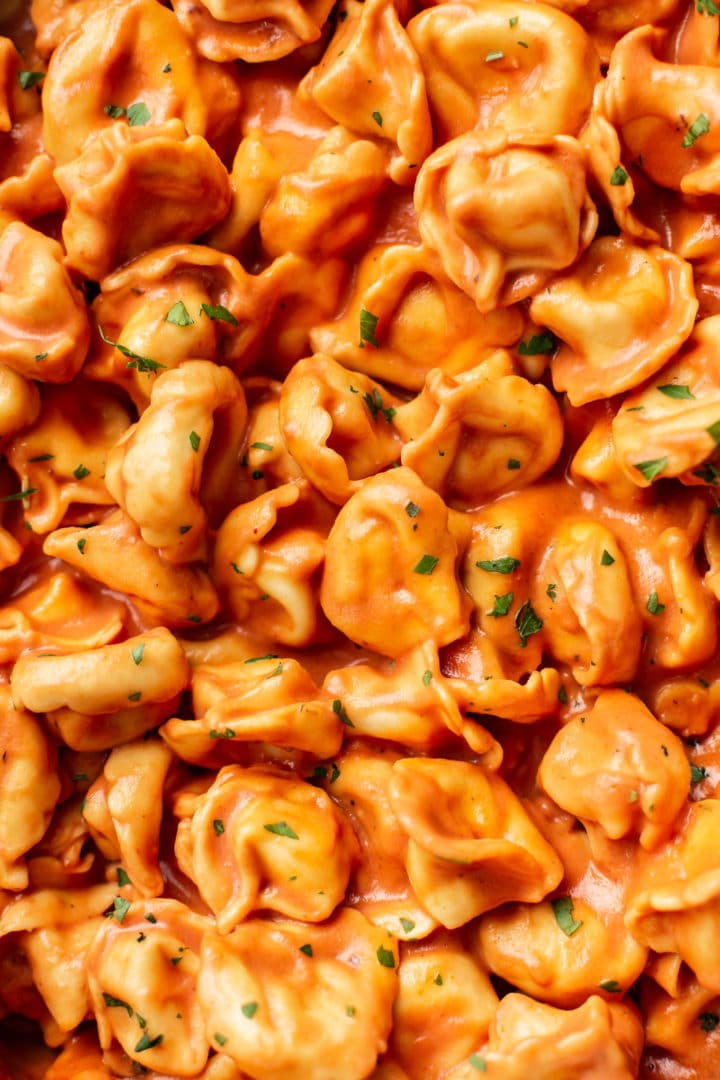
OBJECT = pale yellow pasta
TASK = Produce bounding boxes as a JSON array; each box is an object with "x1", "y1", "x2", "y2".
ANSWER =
[
  {"x1": 174, "y1": 764, "x2": 358, "y2": 930},
  {"x1": 10, "y1": 627, "x2": 189, "y2": 715},
  {"x1": 196, "y1": 908, "x2": 398, "y2": 1080},
  {"x1": 105, "y1": 360, "x2": 246, "y2": 565},
  {"x1": 389, "y1": 758, "x2": 563, "y2": 927},
  {"x1": 415, "y1": 130, "x2": 597, "y2": 312}
]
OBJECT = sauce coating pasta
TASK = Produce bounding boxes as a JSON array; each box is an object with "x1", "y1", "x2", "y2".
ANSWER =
[{"x1": 0, "y1": 0, "x2": 719, "y2": 1077}]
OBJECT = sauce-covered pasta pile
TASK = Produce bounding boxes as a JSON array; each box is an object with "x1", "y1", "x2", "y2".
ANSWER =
[{"x1": 1, "y1": 0, "x2": 720, "y2": 1076}]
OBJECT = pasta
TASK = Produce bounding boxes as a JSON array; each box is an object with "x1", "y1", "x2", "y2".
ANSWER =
[{"x1": 2, "y1": 0, "x2": 720, "y2": 1076}]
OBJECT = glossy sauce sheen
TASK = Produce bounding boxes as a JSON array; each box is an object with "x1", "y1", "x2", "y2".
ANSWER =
[{"x1": 0, "y1": 0, "x2": 718, "y2": 1077}]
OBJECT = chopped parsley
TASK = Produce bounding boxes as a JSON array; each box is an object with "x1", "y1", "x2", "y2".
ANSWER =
[
  {"x1": 299, "y1": 943, "x2": 313, "y2": 956},
  {"x1": 241, "y1": 1002, "x2": 258, "y2": 1019},
  {"x1": 487, "y1": 592, "x2": 514, "y2": 617},
  {"x1": 400, "y1": 917, "x2": 415, "y2": 933},
  {"x1": 73, "y1": 464, "x2": 90, "y2": 480},
  {"x1": 646, "y1": 591, "x2": 665, "y2": 615},
  {"x1": 634, "y1": 457, "x2": 667, "y2": 482},
  {"x1": 103, "y1": 993, "x2": 133, "y2": 1016},
  {"x1": 77, "y1": 538, "x2": 87, "y2": 554},
  {"x1": 414, "y1": 554, "x2": 439, "y2": 575},
  {"x1": 104, "y1": 104, "x2": 125, "y2": 118},
  {"x1": 517, "y1": 331, "x2": 555, "y2": 355},
  {"x1": 609, "y1": 165, "x2": 629, "y2": 185},
  {"x1": 599, "y1": 980, "x2": 621, "y2": 992},
  {"x1": 126, "y1": 102, "x2": 151, "y2": 126},
  {"x1": 98, "y1": 325, "x2": 165, "y2": 373},
  {"x1": 214, "y1": 1033, "x2": 227, "y2": 1046},
  {"x1": 165, "y1": 300, "x2": 193, "y2": 326},
  {"x1": 189, "y1": 431, "x2": 200, "y2": 452},
  {"x1": 658, "y1": 384, "x2": 694, "y2": 399},
  {"x1": 551, "y1": 896, "x2": 583, "y2": 936},
  {"x1": 131, "y1": 643, "x2": 145, "y2": 665},
  {"x1": 251, "y1": 441, "x2": 273, "y2": 451},
  {"x1": 213, "y1": 818, "x2": 225, "y2": 835},
  {"x1": 405, "y1": 501, "x2": 420, "y2": 518},
  {"x1": 134, "y1": 1032, "x2": 163, "y2": 1053},
  {"x1": 515, "y1": 599, "x2": 543, "y2": 647},
  {"x1": 469, "y1": 1055, "x2": 487, "y2": 1072},
  {"x1": 117, "y1": 867, "x2": 132, "y2": 886},
  {"x1": 691, "y1": 764, "x2": 708, "y2": 784},
  {"x1": 422, "y1": 669, "x2": 433, "y2": 686},
  {"x1": 546, "y1": 582, "x2": 557, "y2": 600},
  {"x1": 682, "y1": 113, "x2": 710, "y2": 148},
  {"x1": 507, "y1": 458, "x2": 521, "y2": 469},
  {"x1": 332, "y1": 699, "x2": 354, "y2": 727},
  {"x1": 200, "y1": 303, "x2": 239, "y2": 326},
  {"x1": 697, "y1": 0, "x2": 720, "y2": 12},
  {"x1": 18, "y1": 71, "x2": 45, "y2": 89},
  {"x1": 485, "y1": 50, "x2": 504, "y2": 61},
  {"x1": 263, "y1": 821, "x2": 299, "y2": 839},
  {"x1": 476, "y1": 557, "x2": 520, "y2": 574},
  {"x1": 600, "y1": 549, "x2": 615, "y2": 566},
  {"x1": 372, "y1": 110, "x2": 383, "y2": 126},
  {"x1": 359, "y1": 308, "x2": 379, "y2": 349},
  {"x1": 112, "y1": 896, "x2": 131, "y2": 923},
  {"x1": 376, "y1": 944, "x2": 395, "y2": 968}
]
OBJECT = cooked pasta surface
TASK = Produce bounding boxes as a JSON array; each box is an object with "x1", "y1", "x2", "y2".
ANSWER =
[{"x1": 0, "y1": 0, "x2": 719, "y2": 1077}]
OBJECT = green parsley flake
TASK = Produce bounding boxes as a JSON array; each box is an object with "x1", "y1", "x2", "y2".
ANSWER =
[
  {"x1": 476, "y1": 557, "x2": 520, "y2": 574},
  {"x1": 189, "y1": 430, "x2": 201, "y2": 452},
  {"x1": 200, "y1": 303, "x2": 239, "y2": 326},
  {"x1": 346, "y1": 1005, "x2": 356, "y2": 1017},
  {"x1": 485, "y1": 50, "x2": 504, "y2": 61},
  {"x1": 422, "y1": 669, "x2": 433, "y2": 686},
  {"x1": 515, "y1": 599, "x2": 543, "y2": 647},
  {"x1": 103, "y1": 993, "x2": 133, "y2": 1016},
  {"x1": 658, "y1": 384, "x2": 694, "y2": 399},
  {"x1": 400, "y1": 917, "x2": 415, "y2": 933},
  {"x1": 332, "y1": 698, "x2": 354, "y2": 727},
  {"x1": 405, "y1": 501, "x2": 420, "y2": 518},
  {"x1": 77, "y1": 538, "x2": 87, "y2": 554},
  {"x1": 18, "y1": 71, "x2": 45, "y2": 89},
  {"x1": 414, "y1": 554, "x2": 439, "y2": 575},
  {"x1": 359, "y1": 308, "x2": 379, "y2": 349},
  {"x1": 73, "y1": 464, "x2": 90, "y2": 479},
  {"x1": 634, "y1": 457, "x2": 668, "y2": 482},
  {"x1": 165, "y1": 300, "x2": 194, "y2": 326},
  {"x1": 507, "y1": 458, "x2": 521, "y2": 470},
  {"x1": 251, "y1": 441, "x2": 273, "y2": 451},
  {"x1": 434, "y1": 974, "x2": 443, "y2": 985},
  {"x1": 487, "y1": 592, "x2": 514, "y2": 618},
  {"x1": 134, "y1": 1032, "x2": 163, "y2": 1053},
  {"x1": 213, "y1": 818, "x2": 225, "y2": 836},
  {"x1": 469, "y1": 1054, "x2": 487, "y2": 1072},
  {"x1": 241, "y1": 1002, "x2": 258, "y2": 1019},
  {"x1": 98, "y1": 325, "x2": 165, "y2": 373},
  {"x1": 299, "y1": 943, "x2": 313, "y2": 956},
  {"x1": 691, "y1": 764, "x2": 708, "y2": 784},
  {"x1": 117, "y1": 867, "x2": 132, "y2": 886},
  {"x1": 682, "y1": 113, "x2": 710, "y2": 148},
  {"x1": 214, "y1": 1033, "x2": 227, "y2": 1046},
  {"x1": 104, "y1": 104, "x2": 125, "y2": 118},
  {"x1": 127, "y1": 102, "x2": 151, "y2": 126},
  {"x1": 112, "y1": 895, "x2": 131, "y2": 923},
  {"x1": 372, "y1": 110, "x2": 383, "y2": 126},
  {"x1": 376, "y1": 944, "x2": 396, "y2": 968},
  {"x1": 551, "y1": 896, "x2": 583, "y2": 936},
  {"x1": 128, "y1": 691, "x2": 142, "y2": 702},
  {"x1": 264, "y1": 821, "x2": 299, "y2": 839},
  {"x1": 131, "y1": 643, "x2": 145, "y2": 665},
  {"x1": 599, "y1": 979, "x2": 622, "y2": 993},
  {"x1": 697, "y1": 0, "x2": 720, "y2": 12},
  {"x1": 518, "y1": 331, "x2": 555, "y2": 355},
  {"x1": 609, "y1": 166, "x2": 629, "y2": 186},
  {"x1": 600, "y1": 549, "x2": 615, "y2": 566},
  {"x1": 708, "y1": 420, "x2": 720, "y2": 446},
  {"x1": 646, "y1": 591, "x2": 665, "y2": 615}
]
